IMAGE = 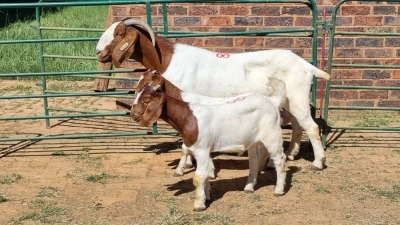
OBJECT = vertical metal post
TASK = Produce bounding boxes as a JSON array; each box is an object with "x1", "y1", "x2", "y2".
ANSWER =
[
  {"x1": 162, "y1": 3, "x2": 168, "y2": 35},
  {"x1": 36, "y1": 1, "x2": 50, "y2": 128},
  {"x1": 145, "y1": 1, "x2": 159, "y2": 135},
  {"x1": 322, "y1": 3, "x2": 339, "y2": 146},
  {"x1": 310, "y1": 0, "x2": 319, "y2": 119}
]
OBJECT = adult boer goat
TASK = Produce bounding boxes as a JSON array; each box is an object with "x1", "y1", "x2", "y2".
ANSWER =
[
  {"x1": 131, "y1": 81, "x2": 287, "y2": 211},
  {"x1": 96, "y1": 18, "x2": 331, "y2": 170}
]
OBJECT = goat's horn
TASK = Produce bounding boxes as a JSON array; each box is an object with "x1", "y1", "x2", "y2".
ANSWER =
[{"x1": 123, "y1": 18, "x2": 156, "y2": 46}]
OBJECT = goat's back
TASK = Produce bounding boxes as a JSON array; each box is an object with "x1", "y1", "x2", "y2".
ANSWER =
[{"x1": 187, "y1": 94, "x2": 281, "y2": 152}]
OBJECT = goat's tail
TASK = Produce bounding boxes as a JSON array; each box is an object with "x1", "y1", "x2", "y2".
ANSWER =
[
  {"x1": 268, "y1": 78, "x2": 288, "y2": 110},
  {"x1": 312, "y1": 67, "x2": 331, "y2": 80}
]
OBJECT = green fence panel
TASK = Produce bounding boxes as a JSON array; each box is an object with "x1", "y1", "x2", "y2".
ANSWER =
[
  {"x1": 0, "y1": 0, "x2": 321, "y2": 142},
  {"x1": 322, "y1": 0, "x2": 400, "y2": 146}
]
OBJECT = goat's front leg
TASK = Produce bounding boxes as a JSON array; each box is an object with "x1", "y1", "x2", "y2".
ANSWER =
[
  {"x1": 174, "y1": 144, "x2": 190, "y2": 176},
  {"x1": 192, "y1": 150, "x2": 211, "y2": 211}
]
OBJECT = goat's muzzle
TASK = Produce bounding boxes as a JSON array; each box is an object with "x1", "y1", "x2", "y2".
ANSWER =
[
  {"x1": 130, "y1": 111, "x2": 141, "y2": 122},
  {"x1": 96, "y1": 50, "x2": 111, "y2": 63}
]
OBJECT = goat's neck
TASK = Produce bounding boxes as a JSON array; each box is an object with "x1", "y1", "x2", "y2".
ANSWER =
[
  {"x1": 162, "y1": 79, "x2": 183, "y2": 101},
  {"x1": 160, "y1": 95, "x2": 198, "y2": 147},
  {"x1": 133, "y1": 30, "x2": 174, "y2": 73}
]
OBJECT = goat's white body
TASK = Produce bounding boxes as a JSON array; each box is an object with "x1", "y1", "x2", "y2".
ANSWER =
[
  {"x1": 178, "y1": 93, "x2": 286, "y2": 211},
  {"x1": 189, "y1": 94, "x2": 280, "y2": 152},
  {"x1": 162, "y1": 44, "x2": 327, "y2": 169}
]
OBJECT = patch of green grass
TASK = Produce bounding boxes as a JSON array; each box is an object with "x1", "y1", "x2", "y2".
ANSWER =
[
  {"x1": 37, "y1": 187, "x2": 59, "y2": 198},
  {"x1": 315, "y1": 185, "x2": 331, "y2": 194},
  {"x1": 51, "y1": 150, "x2": 65, "y2": 156},
  {"x1": 0, "y1": 173, "x2": 22, "y2": 184},
  {"x1": 249, "y1": 193, "x2": 262, "y2": 203},
  {"x1": 1, "y1": 5, "x2": 108, "y2": 80},
  {"x1": 77, "y1": 148, "x2": 90, "y2": 160},
  {"x1": 48, "y1": 83, "x2": 80, "y2": 92},
  {"x1": 0, "y1": 195, "x2": 8, "y2": 203},
  {"x1": 76, "y1": 148, "x2": 107, "y2": 168},
  {"x1": 377, "y1": 185, "x2": 400, "y2": 202},
  {"x1": 393, "y1": 149, "x2": 400, "y2": 155},
  {"x1": 85, "y1": 172, "x2": 115, "y2": 184},
  {"x1": 93, "y1": 202, "x2": 104, "y2": 210},
  {"x1": 193, "y1": 213, "x2": 233, "y2": 225},
  {"x1": 1, "y1": 85, "x2": 33, "y2": 93},
  {"x1": 160, "y1": 202, "x2": 190, "y2": 225},
  {"x1": 12, "y1": 199, "x2": 67, "y2": 224}
]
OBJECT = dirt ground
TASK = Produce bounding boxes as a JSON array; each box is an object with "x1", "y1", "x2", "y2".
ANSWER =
[{"x1": 0, "y1": 80, "x2": 399, "y2": 225}]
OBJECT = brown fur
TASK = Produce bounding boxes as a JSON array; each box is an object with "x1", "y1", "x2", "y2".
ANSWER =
[
  {"x1": 131, "y1": 86, "x2": 199, "y2": 147},
  {"x1": 136, "y1": 70, "x2": 182, "y2": 100},
  {"x1": 98, "y1": 22, "x2": 175, "y2": 72}
]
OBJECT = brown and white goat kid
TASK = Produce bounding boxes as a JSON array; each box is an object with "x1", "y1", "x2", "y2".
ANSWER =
[
  {"x1": 96, "y1": 18, "x2": 330, "y2": 170},
  {"x1": 136, "y1": 69, "x2": 285, "y2": 180},
  {"x1": 131, "y1": 82, "x2": 287, "y2": 211}
]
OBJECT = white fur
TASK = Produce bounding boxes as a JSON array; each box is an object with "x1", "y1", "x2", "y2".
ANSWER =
[{"x1": 96, "y1": 22, "x2": 118, "y2": 53}]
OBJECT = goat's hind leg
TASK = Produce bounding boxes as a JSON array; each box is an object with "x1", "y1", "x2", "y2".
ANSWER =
[
  {"x1": 262, "y1": 136, "x2": 286, "y2": 196},
  {"x1": 285, "y1": 116, "x2": 302, "y2": 161},
  {"x1": 294, "y1": 114, "x2": 326, "y2": 170}
]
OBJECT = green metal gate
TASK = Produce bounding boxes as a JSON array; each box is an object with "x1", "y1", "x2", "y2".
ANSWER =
[
  {"x1": 0, "y1": 0, "x2": 323, "y2": 143},
  {"x1": 322, "y1": 0, "x2": 400, "y2": 145}
]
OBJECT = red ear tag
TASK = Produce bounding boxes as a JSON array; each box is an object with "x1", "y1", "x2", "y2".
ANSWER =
[{"x1": 216, "y1": 53, "x2": 230, "y2": 58}]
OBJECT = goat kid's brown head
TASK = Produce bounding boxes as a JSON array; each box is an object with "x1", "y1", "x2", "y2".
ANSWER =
[
  {"x1": 136, "y1": 69, "x2": 164, "y2": 93},
  {"x1": 96, "y1": 18, "x2": 156, "y2": 67},
  {"x1": 130, "y1": 85, "x2": 165, "y2": 127}
]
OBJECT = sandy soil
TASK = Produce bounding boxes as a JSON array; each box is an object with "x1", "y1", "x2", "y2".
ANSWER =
[{"x1": 0, "y1": 80, "x2": 399, "y2": 225}]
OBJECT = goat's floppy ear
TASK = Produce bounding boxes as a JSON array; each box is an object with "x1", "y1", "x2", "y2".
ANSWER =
[
  {"x1": 112, "y1": 28, "x2": 139, "y2": 67},
  {"x1": 139, "y1": 92, "x2": 165, "y2": 126}
]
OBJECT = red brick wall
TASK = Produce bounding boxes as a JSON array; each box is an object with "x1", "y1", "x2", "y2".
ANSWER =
[{"x1": 109, "y1": 0, "x2": 399, "y2": 107}]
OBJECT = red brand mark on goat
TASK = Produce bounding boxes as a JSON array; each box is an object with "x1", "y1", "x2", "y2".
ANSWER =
[
  {"x1": 216, "y1": 53, "x2": 230, "y2": 58},
  {"x1": 227, "y1": 96, "x2": 246, "y2": 104}
]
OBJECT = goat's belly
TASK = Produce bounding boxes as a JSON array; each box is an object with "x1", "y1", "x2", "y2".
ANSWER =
[{"x1": 211, "y1": 145, "x2": 246, "y2": 153}]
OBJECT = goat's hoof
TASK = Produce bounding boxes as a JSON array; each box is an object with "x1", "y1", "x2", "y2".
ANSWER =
[
  {"x1": 193, "y1": 206, "x2": 206, "y2": 212},
  {"x1": 173, "y1": 171, "x2": 184, "y2": 176},
  {"x1": 287, "y1": 155, "x2": 295, "y2": 161},
  {"x1": 244, "y1": 188, "x2": 254, "y2": 193},
  {"x1": 274, "y1": 191, "x2": 285, "y2": 197},
  {"x1": 244, "y1": 184, "x2": 255, "y2": 193},
  {"x1": 311, "y1": 159, "x2": 326, "y2": 171}
]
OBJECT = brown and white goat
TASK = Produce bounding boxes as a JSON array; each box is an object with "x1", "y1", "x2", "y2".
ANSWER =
[
  {"x1": 131, "y1": 82, "x2": 287, "y2": 211},
  {"x1": 136, "y1": 70, "x2": 286, "y2": 181},
  {"x1": 96, "y1": 18, "x2": 330, "y2": 170}
]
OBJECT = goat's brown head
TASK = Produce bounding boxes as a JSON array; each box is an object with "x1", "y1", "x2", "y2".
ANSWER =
[
  {"x1": 136, "y1": 69, "x2": 164, "y2": 92},
  {"x1": 96, "y1": 18, "x2": 155, "y2": 67},
  {"x1": 130, "y1": 85, "x2": 165, "y2": 127}
]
